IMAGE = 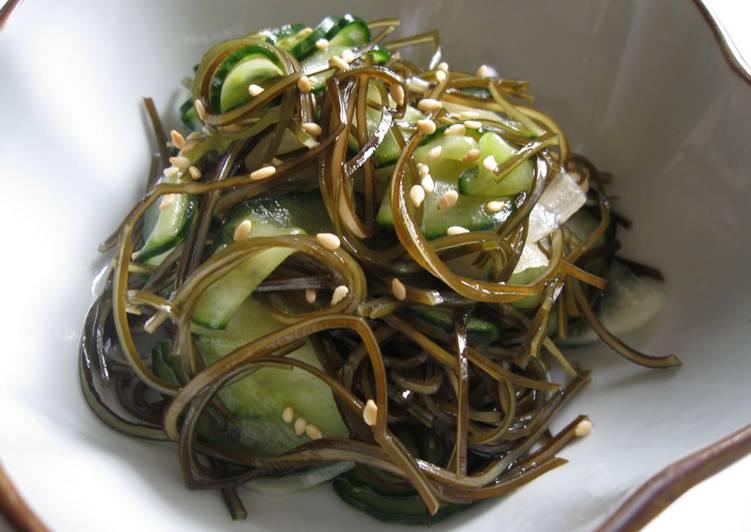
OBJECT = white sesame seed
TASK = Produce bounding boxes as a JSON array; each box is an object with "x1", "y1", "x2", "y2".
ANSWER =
[
  {"x1": 164, "y1": 166, "x2": 180, "y2": 178},
  {"x1": 186, "y1": 131, "x2": 202, "y2": 140},
  {"x1": 363, "y1": 399, "x2": 378, "y2": 426},
  {"x1": 331, "y1": 285, "x2": 349, "y2": 306},
  {"x1": 416, "y1": 118, "x2": 436, "y2": 135},
  {"x1": 316, "y1": 232, "x2": 341, "y2": 250},
  {"x1": 421, "y1": 174, "x2": 435, "y2": 193},
  {"x1": 417, "y1": 98, "x2": 442, "y2": 113},
  {"x1": 459, "y1": 111, "x2": 480, "y2": 120},
  {"x1": 409, "y1": 184, "x2": 425, "y2": 207},
  {"x1": 445, "y1": 123, "x2": 466, "y2": 136},
  {"x1": 194, "y1": 99, "x2": 206, "y2": 121},
  {"x1": 427, "y1": 145, "x2": 442, "y2": 162},
  {"x1": 169, "y1": 155, "x2": 191, "y2": 169},
  {"x1": 188, "y1": 166, "x2": 202, "y2": 180},
  {"x1": 294, "y1": 417, "x2": 307, "y2": 436},
  {"x1": 305, "y1": 289, "x2": 317, "y2": 304},
  {"x1": 574, "y1": 419, "x2": 593, "y2": 437},
  {"x1": 447, "y1": 225, "x2": 470, "y2": 236},
  {"x1": 464, "y1": 120, "x2": 482, "y2": 129},
  {"x1": 170, "y1": 129, "x2": 186, "y2": 149},
  {"x1": 437, "y1": 189, "x2": 459, "y2": 210},
  {"x1": 341, "y1": 48, "x2": 355, "y2": 63},
  {"x1": 485, "y1": 200, "x2": 507, "y2": 214},
  {"x1": 464, "y1": 148, "x2": 481, "y2": 163},
  {"x1": 297, "y1": 75, "x2": 312, "y2": 94},
  {"x1": 330, "y1": 55, "x2": 349, "y2": 71},
  {"x1": 233, "y1": 219, "x2": 252, "y2": 241},
  {"x1": 301, "y1": 121, "x2": 322, "y2": 137},
  {"x1": 250, "y1": 165, "x2": 277, "y2": 181},
  {"x1": 477, "y1": 64, "x2": 491, "y2": 78},
  {"x1": 389, "y1": 84, "x2": 405, "y2": 106},
  {"x1": 435, "y1": 69, "x2": 447, "y2": 83},
  {"x1": 282, "y1": 406, "x2": 294, "y2": 423},
  {"x1": 305, "y1": 424, "x2": 323, "y2": 440},
  {"x1": 416, "y1": 163, "x2": 430, "y2": 176},
  {"x1": 391, "y1": 278, "x2": 407, "y2": 301},
  {"x1": 437, "y1": 62, "x2": 449, "y2": 72},
  {"x1": 296, "y1": 27, "x2": 313, "y2": 38},
  {"x1": 315, "y1": 38, "x2": 329, "y2": 50},
  {"x1": 248, "y1": 84, "x2": 264, "y2": 97},
  {"x1": 159, "y1": 194, "x2": 175, "y2": 210},
  {"x1": 483, "y1": 155, "x2": 498, "y2": 172}
]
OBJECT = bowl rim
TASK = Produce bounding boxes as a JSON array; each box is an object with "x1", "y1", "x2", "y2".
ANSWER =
[{"x1": 0, "y1": 1, "x2": 749, "y2": 530}]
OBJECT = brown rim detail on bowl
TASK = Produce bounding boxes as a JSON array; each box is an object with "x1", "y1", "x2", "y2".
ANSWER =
[
  {"x1": 597, "y1": 423, "x2": 751, "y2": 532},
  {"x1": 0, "y1": 463, "x2": 49, "y2": 532},
  {"x1": 0, "y1": 2, "x2": 749, "y2": 530}
]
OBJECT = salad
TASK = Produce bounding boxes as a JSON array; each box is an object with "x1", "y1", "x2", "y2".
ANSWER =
[{"x1": 80, "y1": 14, "x2": 679, "y2": 525}]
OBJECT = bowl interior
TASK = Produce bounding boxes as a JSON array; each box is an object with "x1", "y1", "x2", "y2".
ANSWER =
[{"x1": 1, "y1": 1, "x2": 749, "y2": 530}]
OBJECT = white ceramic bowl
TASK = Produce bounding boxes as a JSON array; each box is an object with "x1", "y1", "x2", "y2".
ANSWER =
[{"x1": 1, "y1": 1, "x2": 749, "y2": 530}]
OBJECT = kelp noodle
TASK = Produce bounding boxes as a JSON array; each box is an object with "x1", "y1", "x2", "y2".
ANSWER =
[{"x1": 79, "y1": 14, "x2": 680, "y2": 525}]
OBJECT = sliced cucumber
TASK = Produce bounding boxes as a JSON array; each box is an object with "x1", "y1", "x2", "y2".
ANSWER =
[
  {"x1": 403, "y1": 306, "x2": 500, "y2": 345},
  {"x1": 458, "y1": 131, "x2": 534, "y2": 197},
  {"x1": 209, "y1": 45, "x2": 284, "y2": 112},
  {"x1": 194, "y1": 297, "x2": 349, "y2": 456},
  {"x1": 246, "y1": 462, "x2": 354, "y2": 496}
]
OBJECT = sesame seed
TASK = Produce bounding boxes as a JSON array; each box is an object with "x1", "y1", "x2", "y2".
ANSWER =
[
  {"x1": 437, "y1": 62, "x2": 449, "y2": 72},
  {"x1": 341, "y1": 49, "x2": 355, "y2": 63},
  {"x1": 447, "y1": 225, "x2": 470, "y2": 236},
  {"x1": 164, "y1": 166, "x2": 179, "y2": 178},
  {"x1": 296, "y1": 27, "x2": 313, "y2": 38},
  {"x1": 483, "y1": 155, "x2": 498, "y2": 172},
  {"x1": 427, "y1": 145, "x2": 442, "y2": 162},
  {"x1": 485, "y1": 200, "x2": 507, "y2": 214},
  {"x1": 437, "y1": 189, "x2": 459, "y2": 210},
  {"x1": 464, "y1": 148, "x2": 481, "y2": 163},
  {"x1": 294, "y1": 417, "x2": 307, "y2": 436},
  {"x1": 194, "y1": 99, "x2": 206, "y2": 121},
  {"x1": 247, "y1": 84, "x2": 264, "y2": 97},
  {"x1": 169, "y1": 155, "x2": 191, "y2": 169},
  {"x1": 305, "y1": 289, "x2": 317, "y2": 304},
  {"x1": 435, "y1": 69, "x2": 447, "y2": 83},
  {"x1": 575, "y1": 419, "x2": 593, "y2": 437},
  {"x1": 416, "y1": 118, "x2": 436, "y2": 135},
  {"x1": 459, "y1": 111, "x2": 480, "y2": 120},
  {"x1": 477, "y1": 64, "x2": 491, "y2": 78},
  {"x1": 315, "y1": 38, "x2": 329, "y2": 50},
  {"x1": 330, "y1": 55, "x2": 349, "y2": 71},
  {"x1": 331, "y1": 285, "x2": 349, "y2": 306},
  {"x1": 416, "y1": 163, "x2": 430, "y2": 176},
  {"x1": 188, "y1": 166, "x2": 202, "y2": 180},
  {"x1": 445, "y1": 123, "x2": 466, "y2": 136},
  {"x1": 159, "y1": 194, "x2": 175, "y2": 210},
  {"x1": 389, "y1": 84, "x2": 405, "y2": 106},
  {"x1": 417, "y1": 98, "x2": 442, "y2": 113},
  {"x1": 421, "y1": 174, "x2": 435, "y2": 193},
  {"x1": 250, "y1": 165, "x2": 277, "y2": 181},
  {"x1": 305, "y1": 424, "x2": 323, "y2": 440},
  {"x1": 297, "y1": 75, "x2": 312, "y2": 94},
  {"x1": 464, "y1": 120, "x2": 482, "y2": 129},
  {"x1": 282, "y1": 406, "x2": 294, "y2": 423},
  {"x1": 409, "y1": 184, "x2": 425, "y2": 207},
  {"x1": 316, "y1": 232, "x2": 341, "y2": 250},
  {"x1": 363, "y1": 399, "x2": 378, "y2": 426},
  {"x1": 391, "y1": 278, "x2": 407, "y2": 301},
  {"x1": 233, "y1": 219, "x2": 252, "y2": 241},
  {"x1": 170, "y1": 129, "x2": 186, "y2": 149},
  {"x1": 186, "y1": 131, "x2": 202, "y2": 140},
  {"x1": 301, "y1": 121, "x2": 322, "y2": 137}
]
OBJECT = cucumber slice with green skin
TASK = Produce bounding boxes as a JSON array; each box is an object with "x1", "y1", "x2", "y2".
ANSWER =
[
  {"x1": 179, "y1": 98, "x2": 201, "y2": 132},
  {"x1": 192, "y1": 214, "x2": 304, "y2": 329},
  {"x1": 403, "y1": 306, "x2": 500, "y2": 345},
  {"x1": 209, "y1": 45, "x2": 284, "y2": 112},
  {"x1": 193, "y1": 297, "x2": 349, "y2": 456},
  {"x1": 458, "y1": 131, "x2": 534, "y2": 197}
]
